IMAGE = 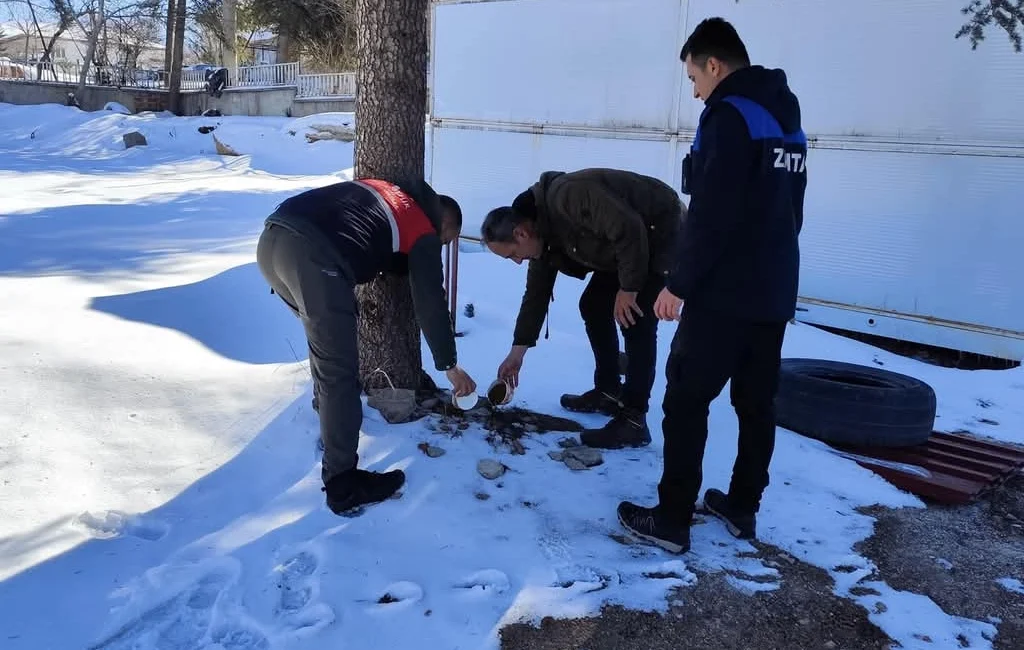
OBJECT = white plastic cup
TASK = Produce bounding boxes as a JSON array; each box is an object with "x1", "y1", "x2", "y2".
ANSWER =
[{"x1": 452, "y1": 391, "x2": 480, "y2": 410}]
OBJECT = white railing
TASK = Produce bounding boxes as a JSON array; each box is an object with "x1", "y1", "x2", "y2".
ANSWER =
[
  {"x1": 296, "y1": 72, "x2": 356, "y2": 98},
  {"x1": 181, "y1": 68, "x2": 207, "y2": 91},
  {"x1": 2, "y1": 58, "x2": 356, "y2": 98},
  {"x1": 230, "y1": 62, "x2": 300, "y2": 88}
]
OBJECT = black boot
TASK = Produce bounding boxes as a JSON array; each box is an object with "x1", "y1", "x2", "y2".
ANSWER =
[
  {"x1": 617, "y1": 501, "x2": 690, "y2": 554},
  {"x1": 702, "y1": 488, "x2": 757, "y2": 539},
  {"x1": 580, "y1": 407, "x2": 651, "y2": 449},
  {"x1": 323, "y1": 467, "x2": 405, "y2": 516},
  {"x1": 560, "y1": 387, "x2": 622, "y2": 416}
]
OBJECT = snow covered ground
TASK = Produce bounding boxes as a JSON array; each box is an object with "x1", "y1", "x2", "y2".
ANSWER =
[{"x1": 0, "y1": 103, "x2": 1021, "y2": 650}]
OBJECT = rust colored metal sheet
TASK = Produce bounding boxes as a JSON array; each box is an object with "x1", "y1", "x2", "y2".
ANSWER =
[{"x1": 833, "y1": 431, "x2": 1024, "y2": 505}]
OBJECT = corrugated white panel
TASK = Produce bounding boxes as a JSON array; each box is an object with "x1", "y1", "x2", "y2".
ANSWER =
[
  {"x1": 431, "y1": 0, "x2": 682, "y2": 129},
  {"x1": 797, "y1": 146, "x2": 1024, "y2": 334},
  {"x1": 681, "y1": 0, "x2": 1024, "y2": 142},
  {"x1": 673, "y1": 139, "x2": 1024, "y2": 338},
  {"x1": 429, "y1": 125, "x2": 675, "y2": 234}
]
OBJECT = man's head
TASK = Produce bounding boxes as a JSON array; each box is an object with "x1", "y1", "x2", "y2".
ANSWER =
[
  {"x1": 438, "y1": 194, "x2": 463, "y2": 245},
  {"x1": 680, "y1": 17, "x2": 750, "y2": 102},
  {"x1": 480, "y1": 198, "x2": 544, "y2": 265}
]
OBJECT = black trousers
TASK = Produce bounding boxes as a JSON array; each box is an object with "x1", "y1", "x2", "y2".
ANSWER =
[
  {"x1": 657, "y1": 305, "x2": 788, "y2": 521},
  {"x1": 578, "y1": 271, "x2": 663, "y2": 413},
  {"x1": 256, "y1": 223, "x2": 362, "y2": 485}
]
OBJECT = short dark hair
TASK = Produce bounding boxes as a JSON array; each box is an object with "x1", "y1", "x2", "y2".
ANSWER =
[
  {"x1": 680, "y1": 17, "x2": 750, "y2": 68},
  {"x1": 481, "y1": 206, "x2": 531, "y2": 244},
  {"x1": 438, "y1": 194, "x2": 462, "y2": 228}
]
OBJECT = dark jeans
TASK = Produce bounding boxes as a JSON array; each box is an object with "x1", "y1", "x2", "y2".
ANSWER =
[
  {"x1": 657, "y1": 306, "x2": 788, "y2": 521},
  {"x1": 579, "y1": 271, "x2": 663, "y2": 413},
  {"x1": 256, "y1": 223, "x2": 362, "y2": 485}
]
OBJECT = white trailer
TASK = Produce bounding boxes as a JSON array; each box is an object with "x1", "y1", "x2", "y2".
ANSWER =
[{"x1": 426, "y1": 0, "x2": 1024, "y2": 361}]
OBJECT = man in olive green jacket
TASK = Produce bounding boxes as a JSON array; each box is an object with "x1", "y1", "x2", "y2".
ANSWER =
[{"x1": 482, "y1": 168, "x2": 685, "y2": 448}]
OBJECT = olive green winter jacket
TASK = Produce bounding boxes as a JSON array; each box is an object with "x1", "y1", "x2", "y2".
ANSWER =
[{"x1": 511, "y1": 168, "x2": 685, "y2": 347}]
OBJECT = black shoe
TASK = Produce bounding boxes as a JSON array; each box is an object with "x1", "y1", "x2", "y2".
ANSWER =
[
  {"x1": 560, "y1": 387, "x2": 622, "y2": 416},
  {"x1": 617, "y1": 501, "x2": 690, "y2": 554},
  {"x1": 323, "y1": 468, "x2": 405, "y2": 516},
  {"x1": 580, "y1": 408, "x2": 652, "y2": 449},
  {"x1": 702, "y1": 488, "x2": 756, "y2": 539}
]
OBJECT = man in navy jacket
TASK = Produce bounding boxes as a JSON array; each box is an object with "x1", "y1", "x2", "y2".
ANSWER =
[{"x1": 618, "y1": 17, "x2": 808, "y2": 553}]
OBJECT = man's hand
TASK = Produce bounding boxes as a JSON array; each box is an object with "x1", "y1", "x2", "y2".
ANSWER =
[
  {"x1": 446, "y1": 366, "x2": 477, "y2": 397},
  {"x1": 653, "y1": 287, "x2": 684, "y2": 321},
  {"x1": 497, "y1": 345, "x2": 528, "y2": 389},
  {"x1": 614, "y1": 290, "x2": 643, "y2": 328}
]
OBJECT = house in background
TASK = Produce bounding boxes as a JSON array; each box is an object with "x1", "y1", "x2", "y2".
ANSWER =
[
  {"x1": 0, "y1": 22, "x2": 163, "y2": 70},
  {"x1": 241, "y1": 31, "x2": 278, "y2": 66}
]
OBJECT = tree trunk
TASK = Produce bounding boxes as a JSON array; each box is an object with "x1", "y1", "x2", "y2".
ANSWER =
[
  {"x1": 221, "y1": 0, "x2": 237, "y2": 71},
  {"x1": 164, "y1": 0, "x2": 176, "y2": 74},
  {"x1": 76, "y1": 2, "x2": 103, "y2": 97},
  {"x1": 353, "y1": 0, "x2": 430, "y2": 391},
  {"x1": 167, "y1": 0, "x2": 187, "y2": 114}
]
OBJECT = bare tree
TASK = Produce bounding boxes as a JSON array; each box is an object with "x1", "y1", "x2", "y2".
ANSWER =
[{"x1": 353, "y1": 0, "x2": 431, "y2": 390}]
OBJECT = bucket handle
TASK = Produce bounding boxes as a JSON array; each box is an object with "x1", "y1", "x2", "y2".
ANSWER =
[{"x1": 370, "y1": 367, "x2": 398, "y2": 392}]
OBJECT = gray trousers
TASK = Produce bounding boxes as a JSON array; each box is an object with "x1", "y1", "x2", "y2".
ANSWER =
[{"x1": 256, "y1": 223, "x2": 361, "y2": 485}]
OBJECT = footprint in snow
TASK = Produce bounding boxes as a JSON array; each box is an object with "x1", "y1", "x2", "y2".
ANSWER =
[
  {"x1": 276, "y1": 550, "x2": 318, "y2": 613},
  {"x1": 453, "y1": 569, "x2": 511, "y2": 596},
  {"x1": 89, "y1": 570, "x2": 269, "y2": 650},
  {"x1": 75, "y1": 510, "x2": 170, "y2": 541},
  {"x1": 273, "y1": 548, "x2": 335, "y2": 636},
  {"x1": 550, "y1": 567, "x2": 620, "y2": 597},
  {"x1": 372, "y1": 581, "x2": 424, "y2": 610}
]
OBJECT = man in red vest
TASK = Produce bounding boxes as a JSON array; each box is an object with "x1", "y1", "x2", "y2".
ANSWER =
[{"x1": 256, "y1": 177, "x2": 476, "y2": 516}]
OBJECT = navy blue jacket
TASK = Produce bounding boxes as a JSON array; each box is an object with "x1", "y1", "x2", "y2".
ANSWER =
[{"x1": 670, "y1": 65, "x2": 807, "y2": 322}]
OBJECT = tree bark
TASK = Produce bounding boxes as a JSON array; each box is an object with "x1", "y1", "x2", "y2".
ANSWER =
[
  {"x1": 221, "y1": 0, "x2": 237, "y2": 70},
  {"x1": 353, "y1": 0, "x2": 430, "y2": 391},
  {"x1": 164, "y1": 0, "x2": 176, "y2": 74},
  {"x1": 167, "y1": 0, "x2": 187, "y2": 114}
]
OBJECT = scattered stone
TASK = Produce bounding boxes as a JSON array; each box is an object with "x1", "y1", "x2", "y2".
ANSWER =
[
  {"x1": 824, "y1": 642, "x2": 836, "y2": 649},
  {"x1": 509, "y1": 439, "x2": 526, "y2": 455},
  {"x1": 548, "y1": 451, "x2": 565, "y2": 461},
  {"x1": 122, "y1": 131, "x2": 147, "y2": 148},
  {"x1": 198, "y1": 125, "x2": 216, "y2": 134},
  {"x1": 874, "y1": 601, "x2": 888, "y2": 614},
  {"x1": 439, "y1": 423, "x2": 453, "y2": 433},
  {"x1": 934, "y1": 557, "x2": 954, "y2": 571},
  {"x1": 464, "y1": 303, "x2": 475, "y2": 318},
  {"x1": 562, "y1": 446, "x2": 603, "y2": 468},
  {"x1": 798, "y1": 618, "x2": 810, "y2": 626},
  {"x1": 524, "y1": 424, "x2": 540, "y2": 433},
  {"x1": 477, "y1": 459, "x2": 505, "y2": 480},
  {"x1": 557, "y1": 437, "x2": 580, "y2": 448},
  {"x1": 417, "y1": 442, "x2": 446, "y2": 458},
  {"x1": 474, "y1": 492, "x2": 490, "y2": 501},
  {"x1": 564, "y1": 457, "x2": 587, "y2": 471},
  {"x1": 457, "y1": 421, "x2": 470, "y2": 431},
  {"x1": 201, "y1": 108, "x2": 222, "y2": 117},
  {"x1": 849, "y1": 586, "x2": 881, "y2": 597}
]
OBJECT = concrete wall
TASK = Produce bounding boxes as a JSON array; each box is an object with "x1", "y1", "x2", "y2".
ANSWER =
[
  {"x1": 182, "y1": 86, "x2": 353, "y2": 116},
  {"x1": 0, "y1": 79, "x2": 167, "y2": 112},
  {"x1": 0, "y1": 80, "x2": 354, "y2": 117}
]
